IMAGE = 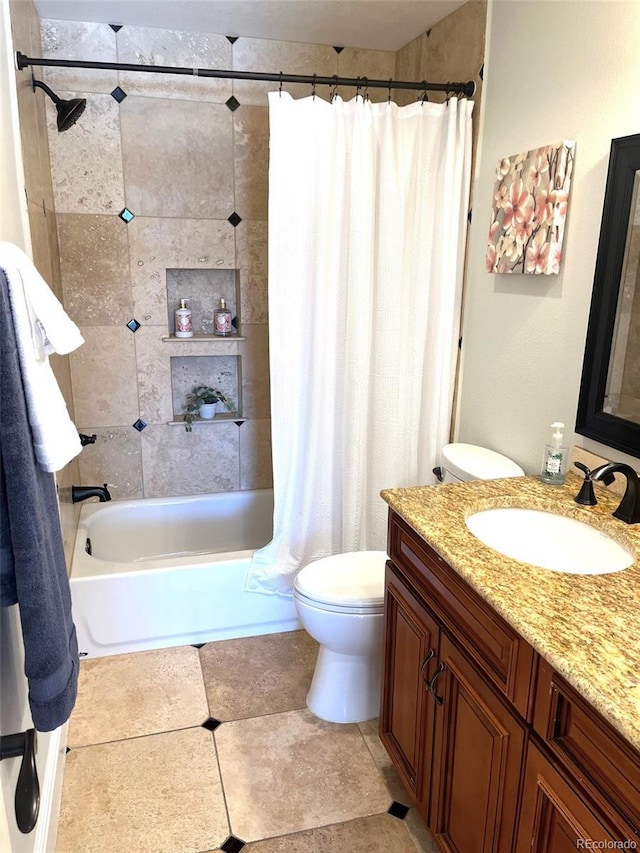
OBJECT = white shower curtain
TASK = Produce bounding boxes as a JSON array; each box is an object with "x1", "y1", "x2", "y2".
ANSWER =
[{"x1": 247, "y1": 91, "x2": 473, "y2": 596}]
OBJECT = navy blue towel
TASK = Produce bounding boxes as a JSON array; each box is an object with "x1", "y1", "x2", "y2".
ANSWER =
[{"x1": 0, "y1": 268, "x2": 78, "y2": 732}]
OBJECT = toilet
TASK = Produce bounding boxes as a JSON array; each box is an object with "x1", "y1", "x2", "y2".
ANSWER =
[
  {"x1": 293, "y1": 550, "x2": 387, "y2": 724},
  {"x1": 294, "y1": 445, "x2": 523, "y2": 725},
  {"x1": 440, "y1": 442, "x2": 524, "y2": 483}
]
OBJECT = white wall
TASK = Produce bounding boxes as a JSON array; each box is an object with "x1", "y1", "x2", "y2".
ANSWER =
[
  {"x1": 1, "y1": 2, "x2": 66, "y2": 849},
  {"x1": 457, "y1": 0, "x2": 640, "y2": 472}
]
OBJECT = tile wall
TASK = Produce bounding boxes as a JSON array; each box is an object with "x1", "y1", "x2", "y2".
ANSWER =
[
  {"x1": 39, "y1": 21, "x2": 397, "y2": 500},
  {"x1": 33, "y1": 4, "x2": 485, "y2": 502}
]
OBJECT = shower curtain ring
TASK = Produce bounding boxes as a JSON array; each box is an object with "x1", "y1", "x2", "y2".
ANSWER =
[
  {"x1": 311, "y1": 74, "x2": 317, "y2": 99},
  {"x1": 387, "y1": 78, "x2": 392, "y2": 104},
  {"x1": 356, "y1": 77, "x2": 362, "y2": 100},
  {"x1": 279, "y1": 71, "x2": 283, "y2": 97},
  {"x1": 362, "y1": 77, "x2": 369, "y2": 101},
  {"x1": 330, "y1": 75, "x2": 338, "y2": 102},
  {"x1": 419, "y1": 81, "x2": 428, "y2": 104}
]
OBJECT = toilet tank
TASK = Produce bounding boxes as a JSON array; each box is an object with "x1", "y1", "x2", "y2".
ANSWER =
[{"x1": 441, "y1": 443, "x2": 524, "y2": 483}]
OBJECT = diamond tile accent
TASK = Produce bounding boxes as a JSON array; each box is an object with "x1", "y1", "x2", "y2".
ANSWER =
[
  {"x1": 333, "y1": 45, "x2": 344, "y2": 54},
  {"x1": 132, "y1": 418, "x2": 147, "y2": 432},
  {"x1": 226, "y1": 95, "x2": 240, "y2": 112},
  {"x1": 126, "y1": 318, "x2": 141, "y2": 332},
  {"x1": 387, "y1": 801, "x2": 410, "y2": 820},
  {"x1": 109, "y1": 23, "x2": 123, "y2": 32},
  {"x1": 226, "y1": 35, "x2": 238, "y2": 44},
  {"x1": 202, "y1": 717, "x2": 222, "y2": 732},
  {"x1": 111, "y1": 86, "x2": 127, "y2": 103},
  {"x1": 221, "y1": 835, "x2": 245, "y2": 853},
  {"x1": 227, "y1": 212, "x2": 242, "y2": 227},
  {"x1": 119, "y1": 207, "x2": 134, "y2": 223},
  {"x1": 191, "y1": 643, "x2": 205, "y2": 649}
]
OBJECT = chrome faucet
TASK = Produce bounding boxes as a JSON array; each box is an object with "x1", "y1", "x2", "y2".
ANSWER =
[
  {"x1": 590, "y1": 463, "x2": 640, "y2": 524},
  {"x1": 71, "y1": 484, "x2": 111, "y2": 504}
]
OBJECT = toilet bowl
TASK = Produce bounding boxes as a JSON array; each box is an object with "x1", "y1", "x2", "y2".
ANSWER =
[{"x1": 293, "y1": 550, "x2": 387, "y2": 724}]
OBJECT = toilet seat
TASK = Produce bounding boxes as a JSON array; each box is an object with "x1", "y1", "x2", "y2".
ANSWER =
[
  {"x1": 293, "y1": 588, "x2": 383, "y2": 615},
  {"x1": 294, "y1": 551, "x2": 386, "y2": 611}
]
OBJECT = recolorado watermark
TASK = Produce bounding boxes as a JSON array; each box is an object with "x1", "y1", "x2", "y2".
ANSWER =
[{"x1": 576, "y1": 842, "x2": 637, "y2": 850}]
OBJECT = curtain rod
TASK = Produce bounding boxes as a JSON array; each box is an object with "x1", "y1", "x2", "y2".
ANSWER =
[{"x1": 15, "y1": 51, "x2": 475, "y2": 97}]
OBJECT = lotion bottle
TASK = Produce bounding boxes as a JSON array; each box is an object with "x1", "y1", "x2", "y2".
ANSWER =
[
  {"x1": 174, "y1": 299, "x2": 193, "y2": 338},
  {"x1": 540, "y1": 421, "x2": 568, "y2": 485},
  {"x1": 213, "y1": 298, "x2": 233, "y2": 336}
]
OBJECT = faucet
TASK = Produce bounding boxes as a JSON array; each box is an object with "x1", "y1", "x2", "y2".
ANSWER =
[
  {"x1": 71, "y1": 484, "x2": 111, "y2": 504},
  {"x1": 590, "y1": 463, "x2": 640, "y2": 524}
]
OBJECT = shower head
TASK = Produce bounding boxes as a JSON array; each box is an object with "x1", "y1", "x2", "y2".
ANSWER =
[{"x1": 32, "y1": 79, "x2": 86, "y2": 132}]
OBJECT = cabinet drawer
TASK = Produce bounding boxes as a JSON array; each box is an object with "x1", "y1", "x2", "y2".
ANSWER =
[
  {"x1": 534, "y1": 659, "x2": 640, "y2": 838},
  {"x1": 388, "y1": 510, "x2": 535, "y2": 718}
]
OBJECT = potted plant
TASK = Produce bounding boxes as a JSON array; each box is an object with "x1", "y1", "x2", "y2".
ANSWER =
[{"x1": 183, "y1": 385, "x2": 233, "y2": 431}]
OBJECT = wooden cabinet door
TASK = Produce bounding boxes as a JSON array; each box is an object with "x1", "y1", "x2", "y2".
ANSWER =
[
  {"x1": 380, "y1": 563, "x2": 439, "y2": 814},
  {"x1": 429, "y1": 633, "x2": 526, "y2": 853},
  {"x1": 516, "y1": 742, "x2": 624, "y2": 852}
]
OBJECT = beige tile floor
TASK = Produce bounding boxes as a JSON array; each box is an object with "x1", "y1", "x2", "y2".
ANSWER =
[{"x1": 56, "y1": 630, "x2": 438, "y2": 853}]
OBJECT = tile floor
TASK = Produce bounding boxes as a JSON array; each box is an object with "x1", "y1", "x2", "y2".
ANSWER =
[{"x1": 56, "y1": 630, "x2": 438, "y2": 853}]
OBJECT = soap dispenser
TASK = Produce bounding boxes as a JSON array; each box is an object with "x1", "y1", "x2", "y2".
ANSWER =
[{"x1": 540, "y1": 422, "x2": 568, "y2": 485}]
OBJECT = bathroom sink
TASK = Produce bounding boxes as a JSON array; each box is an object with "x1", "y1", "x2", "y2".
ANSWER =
[{"x1": 465, "y1": 508, "x2": 634, "y2": 574}]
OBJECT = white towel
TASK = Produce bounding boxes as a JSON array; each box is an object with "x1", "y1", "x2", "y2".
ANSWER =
[{"x1": 0, "y1": 242, "x2": 84, "y2": 473}]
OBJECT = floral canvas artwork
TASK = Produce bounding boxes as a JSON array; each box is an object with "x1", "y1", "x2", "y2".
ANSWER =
[{"x1": 486, "y1": 140, "x2": 575, "y2": 275}]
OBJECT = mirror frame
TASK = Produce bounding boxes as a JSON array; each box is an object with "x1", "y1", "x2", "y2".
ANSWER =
[{"x1": 576, "y1": 133, "x2": 640, "y2": 459}]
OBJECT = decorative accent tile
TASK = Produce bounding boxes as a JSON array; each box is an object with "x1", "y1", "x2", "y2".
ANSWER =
[
  {"x1": 111, "y1": 86, "x2": 127, "y2": 102},
  {"x1": 119, "y1": 207, "x2": 134, "y2": 223},
  {"x1": 126, "y1": 318, "x2": 141, "y2": 332},
  {"x1": 228, "y1": 211, "x2": 242, "y2": 227},
  {"x1": 226, "y1": 95, "x2": 241, "y2": 112},
  {"x1": 133, "y1": 418, "x2": 147, "y2": 431},
  {"x1": 192, "y1": 643, "x2": 205, "y2": 649},
  {"x1": 333, "y1": 45, "x2": 345, "y2": 53},
  {"x1": 388, "y1": 801, "x2": 410, "y2": 820},
  {"x1": 109, "y1": 23, "x2": 123, "y2": 32},
  {"x1": 226, "y1": 35, "x2": 239, "y2": 44},
  {"x1": 221, "y1": 836, "x2": 245, "y2": 853},
  {"x1": 202, "y1": 717, "x2": 222, "y2": 731}
]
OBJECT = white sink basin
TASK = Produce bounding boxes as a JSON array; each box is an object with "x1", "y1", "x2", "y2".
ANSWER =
[{"x1": 465, "y1": 508, "x2": 634, "y2": 575}]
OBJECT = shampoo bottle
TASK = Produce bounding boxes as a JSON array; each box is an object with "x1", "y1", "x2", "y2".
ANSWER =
[
  {"x1": 174, "y1": 299, "x2": 193, "y2": 338},
  {"x1": 213, "y1": 298, "x2": 233, "y2": 336},
  {"x1": 540, "y1": 422, "x2": 568, "y2": 485}
]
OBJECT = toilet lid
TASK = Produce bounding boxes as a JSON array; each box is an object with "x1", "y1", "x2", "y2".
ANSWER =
[
  {"x1": 442, "y1": 443, "x2": 524, "y2": 481},
  {"x1": 294, "y1": 551, "x2": 387, "y2": 608}
]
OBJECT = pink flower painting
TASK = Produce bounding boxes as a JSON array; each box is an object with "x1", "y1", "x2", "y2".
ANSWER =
[{"x1": 486, "y1": 140, "x2": 575, "y2": 275}]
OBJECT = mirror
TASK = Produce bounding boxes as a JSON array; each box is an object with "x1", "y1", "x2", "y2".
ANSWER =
[{"x1": 576, "y1": 133, "x2": 640, "y2": 458}]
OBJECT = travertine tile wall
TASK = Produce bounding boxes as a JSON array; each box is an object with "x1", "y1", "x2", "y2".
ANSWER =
[
  {"x1": 37, "y1": 5, "x2": 486, "y2": 501},
  {"x1": 394, "y1": 0, "x2": 486, "y2": 154},
  {"x1": 9, "y1": 0, "x2": 81, "y2": 560},
  {"x1": 40, "y1": 21, "x2": 396, "y2": 499}
]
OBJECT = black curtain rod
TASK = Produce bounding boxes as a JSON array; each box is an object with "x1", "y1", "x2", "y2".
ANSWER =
[{"x1": 15, "y1": 51, "x2": 475, "y2": 97}]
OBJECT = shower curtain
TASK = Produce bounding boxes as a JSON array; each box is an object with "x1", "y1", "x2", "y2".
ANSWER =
[{"x1": 247, "y1": 91, "x2": 473, "y2": 596}]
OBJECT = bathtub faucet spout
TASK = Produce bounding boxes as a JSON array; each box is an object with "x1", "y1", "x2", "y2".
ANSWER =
[{"x1": 72, "y1": 484, "x2": 112, "y2": 503}]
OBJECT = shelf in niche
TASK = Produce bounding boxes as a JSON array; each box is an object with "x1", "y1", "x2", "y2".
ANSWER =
[
  {"x1": 168, "y1": 414, "x2": 245, "y2": 427},
  {"x1": 162, "y1": 334, "x2": 245, "y2": 343},
  {"x1": 167, "y1": 268, "x2": 241, "y2": 337}
]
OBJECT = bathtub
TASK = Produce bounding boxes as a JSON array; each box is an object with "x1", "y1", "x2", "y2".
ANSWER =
[{"x1": 70, "y1": 489, "x2": 299, "y2": 658}]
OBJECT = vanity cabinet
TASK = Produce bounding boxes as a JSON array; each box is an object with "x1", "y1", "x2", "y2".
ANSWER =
[
  {"x1": 381, "y1": 509, "x2": 640, "y2": 852},
  {"x1": 381, "y1": 512, "x2": 534, "y2": 852}
]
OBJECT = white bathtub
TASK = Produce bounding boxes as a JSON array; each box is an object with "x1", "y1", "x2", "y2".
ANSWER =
[{"x1": 70, "y1": 489, "x2": 299, "y2": 658}]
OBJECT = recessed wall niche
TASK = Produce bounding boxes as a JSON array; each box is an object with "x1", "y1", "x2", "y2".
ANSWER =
[
  {"x1": 170, "y1": 355, "x2": 242, "y2": 423},
  {"x1": 166, "y1": 268, "x2": 241, "y2": 337}
]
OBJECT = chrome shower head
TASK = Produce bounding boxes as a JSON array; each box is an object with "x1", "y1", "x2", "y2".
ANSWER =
[{"x1": 32, "y1": 79, "x2": 86, "y2": 132}]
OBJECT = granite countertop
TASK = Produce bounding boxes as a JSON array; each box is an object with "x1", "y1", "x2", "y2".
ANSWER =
[{"x1": 381, "y1": 473, "x2": 640, "y2": 752}]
